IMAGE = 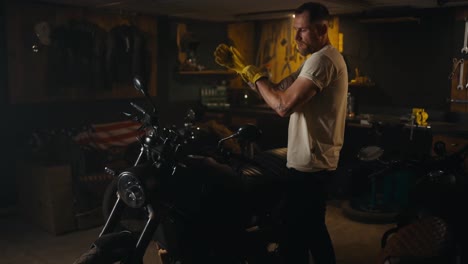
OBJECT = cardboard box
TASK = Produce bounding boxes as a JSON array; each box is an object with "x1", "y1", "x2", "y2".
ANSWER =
[{"x1": 16, "y1": 163, "x2": 76, "y2": 235}]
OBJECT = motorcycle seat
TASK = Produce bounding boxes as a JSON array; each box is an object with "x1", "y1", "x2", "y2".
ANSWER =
[{"x1": 239, "y1": 148, "x2": 289, "y2": 191}]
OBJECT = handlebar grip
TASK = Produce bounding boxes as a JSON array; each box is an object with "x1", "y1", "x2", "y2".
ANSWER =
[{"x1": 130, "y1": 102, "x2": 146, "y2": 115}]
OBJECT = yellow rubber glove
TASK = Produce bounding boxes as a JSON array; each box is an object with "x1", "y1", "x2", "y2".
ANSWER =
[
  {"x1": 214, "y1": 44, "x2": 267, "y2": 84},
  {"x1": 214, "y1": 44, "x2": 245, "y2": 72},
  {"x1": 242, "y1": 65, "x2": 266, "y2": 85}
]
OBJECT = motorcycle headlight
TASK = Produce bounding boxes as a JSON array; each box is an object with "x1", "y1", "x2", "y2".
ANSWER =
[{"x1": 117, "y1": 172, "x2": 146, "y2": 208}]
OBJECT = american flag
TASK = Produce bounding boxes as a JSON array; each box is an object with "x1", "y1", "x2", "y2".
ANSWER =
[{"x1": 74, "y1": 120, "x2": 144, "y2": 150}]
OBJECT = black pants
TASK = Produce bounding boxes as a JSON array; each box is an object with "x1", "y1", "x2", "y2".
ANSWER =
[{"x1": 280, "y1": 168, "x2": 336, "y2": 264}]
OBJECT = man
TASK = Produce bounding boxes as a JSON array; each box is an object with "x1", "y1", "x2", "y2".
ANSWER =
[{"x1": 214, "y1": 2, "x2": 347, "y2": 263}]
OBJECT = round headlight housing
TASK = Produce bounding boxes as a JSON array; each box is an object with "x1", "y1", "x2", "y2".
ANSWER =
[{"x1": 117, "y1": 172, "x2": 146, "y2": 208}]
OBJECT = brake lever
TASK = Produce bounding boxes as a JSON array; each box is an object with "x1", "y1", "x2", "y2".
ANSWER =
[
  {"x1": 122, "y1": 111, "x2": 142, "y2": 125},
  {"x1": 130, "y1": 102, "x2": 146, "y2": 115}
]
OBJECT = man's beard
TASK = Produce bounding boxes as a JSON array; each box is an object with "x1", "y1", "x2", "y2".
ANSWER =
[{"x1": 297, "y1": 45, "x2": 312, "y2": 56}]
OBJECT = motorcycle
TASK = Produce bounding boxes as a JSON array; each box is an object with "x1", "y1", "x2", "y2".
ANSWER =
[
  {"x1": 74, "y1": 76, "x2": 290, "y2": 264},
  {"x1": 377, "y1": 141, "x2": 467, "y2": 264}
]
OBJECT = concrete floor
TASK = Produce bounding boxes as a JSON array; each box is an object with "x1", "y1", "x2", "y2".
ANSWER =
[{"x1": 0, "y1": 200, "x2": 394, "y2": 264}]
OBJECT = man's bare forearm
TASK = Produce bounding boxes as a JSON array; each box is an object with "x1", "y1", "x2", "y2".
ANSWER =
[
  {"x1": 275, "y1": 75, "x2": 296, "y2": 91},
  {"x1": 248, "y1": 74, "x2": 296, "y2": 94},
  {"x1": 246, "y1": 74, "x2": 297, "y2": 117},
  {"x1": 254, "y1": 79, "x2": 293, "y2": 117}
]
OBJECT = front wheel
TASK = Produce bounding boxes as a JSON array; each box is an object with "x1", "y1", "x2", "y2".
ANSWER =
[
  {"x1": 102, "y1": 179, "x2": 117, "y2": 220},
  {"x1": 73, "y1": 247, "x2": 103, "y2": 264},
  {"x1": 73, "y1": 231, "x2": 138, "y2": 264}
]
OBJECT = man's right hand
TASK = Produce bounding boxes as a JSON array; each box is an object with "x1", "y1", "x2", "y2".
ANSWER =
[{"x1": 214, "y1": 44, "x2": 246, "y2": 73}]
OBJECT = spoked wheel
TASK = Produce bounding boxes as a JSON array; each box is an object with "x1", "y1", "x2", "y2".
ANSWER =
[
  {"x1": 73, "y1": 247, "x2": 102, "y2": 264},
  {"x1": 73, "y1": 231, "x2": 138, "y2": 264}
]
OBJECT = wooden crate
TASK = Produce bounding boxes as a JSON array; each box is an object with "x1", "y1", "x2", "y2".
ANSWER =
[{"x1": 16, "y1": 163, "x2": 76, "y2": 235}]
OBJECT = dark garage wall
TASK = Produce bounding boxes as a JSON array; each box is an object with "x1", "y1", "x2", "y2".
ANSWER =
[
  {"x1": 1, "y1": 4, "x2": 467, "y2": 209},
  {"x1": 340, "y1": 8, "x2": 457, "y2": 116},
  {"x1": 0, "y1": 7, "x2": 227, "y2": 208}
]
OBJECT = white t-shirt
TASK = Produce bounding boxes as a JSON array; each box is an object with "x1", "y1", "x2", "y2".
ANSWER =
[{"x1": 286, "y1": 44, "x2": 348, "y2": 172}]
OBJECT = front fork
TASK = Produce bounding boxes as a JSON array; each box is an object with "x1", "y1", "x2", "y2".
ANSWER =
[{"x1": 100, "y1": 194, "x2": 160, "y2": 264}]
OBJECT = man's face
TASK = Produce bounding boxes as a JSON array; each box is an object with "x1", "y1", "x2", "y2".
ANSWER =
[{"x1": 293, "y1": 11, "x2": 323, "y2": 56}]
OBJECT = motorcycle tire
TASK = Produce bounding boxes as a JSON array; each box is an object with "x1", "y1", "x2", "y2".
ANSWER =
[
  {"x1": 73, "y1": 247, "x2": 102, "y2": 264},
  {"x1": 73, "y1": 246, "x2": 136, "y2": 264},
  {"x1": 73, "y1": 231, "x2": 138, "y2": 264},
  {"x1": 102, "y1": 179, "x2": 117, "y2": 220},
  {"x1": 102, "y1": 179, "x2": 147, "y2": 232}
]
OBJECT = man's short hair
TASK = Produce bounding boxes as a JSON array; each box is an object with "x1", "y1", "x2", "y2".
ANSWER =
[{"x1": 294, "y1": 2, "x2": 330, "y2": 23}]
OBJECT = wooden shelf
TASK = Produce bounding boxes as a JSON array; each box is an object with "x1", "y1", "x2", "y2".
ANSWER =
[
  {"x1": 178, "y1": 70, "x2": 236, "y2": 75},
  {"x1": 349, "y1": 82, "x2": 375, "y2": 87}
]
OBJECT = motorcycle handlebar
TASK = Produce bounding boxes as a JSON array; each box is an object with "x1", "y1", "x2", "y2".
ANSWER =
[{"x1": 130, "y1": 102, "x2": 146, "y2": 115}]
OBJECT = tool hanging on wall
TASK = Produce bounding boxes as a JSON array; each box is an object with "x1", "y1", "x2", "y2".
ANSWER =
[
  {"x1": 281, "y1": 18, "x2": 292, "y2": 76},
  {"x1": 464, "y1": 65, "x2": 468, "y2": 90},
  {"x1": 448, "y1": 98, "x2": 468, "y2": 104},
  {"x1": 448, "y1": 18, "x2": 468, "y2": 111},
  {"x1": 461, "y1": 18, "x2": 468, "y2": 54},
  {"x1": 449, "y1": 57, "x2": 464, "y2": 91},
  {"x1": 457, "y1": 18, "x2": 468, "y2": 90},
  {"x1": 457, "y1": 59, "x2": 465, "y2": 90},
  {"x1": 449, "y1": 58, "x2": 463, "y2": 80},
  {"x1": 256, "y1": 23, "x2": 278, "y2": 79}
]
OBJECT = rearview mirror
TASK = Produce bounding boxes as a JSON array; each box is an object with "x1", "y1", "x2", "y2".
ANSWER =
[
  {"x1": 217, "y1": 124, "x2": 262, "y2": 149},
  {"x1": 133, "y1": 75, "x2": 157, "y2": 113},
  {"x1": 236, "y1": 124, "x2": 262, "y2": 142},
  {"x1": 133, "y1": 76, "x2": 146, "y2": 96}
]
